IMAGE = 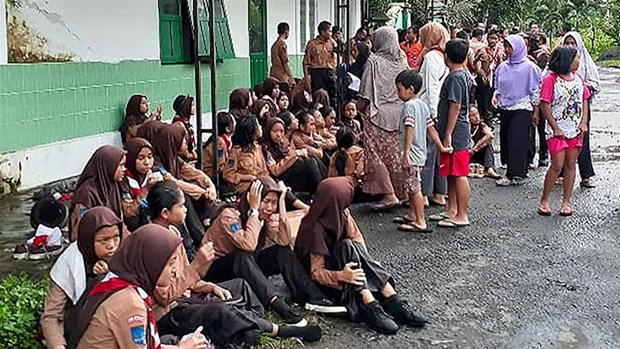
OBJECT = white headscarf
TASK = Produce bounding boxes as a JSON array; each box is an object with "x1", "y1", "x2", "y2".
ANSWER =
[{"x1": 562, "y1": 31, "x2": 601, "y2": 95}]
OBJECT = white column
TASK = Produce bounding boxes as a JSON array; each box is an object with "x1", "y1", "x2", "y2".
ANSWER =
[{"x1": 0, "y1": 0, "x2": 7, "y2": 64}]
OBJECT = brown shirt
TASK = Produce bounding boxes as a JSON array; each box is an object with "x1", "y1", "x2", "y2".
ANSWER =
[
  {"x1": 290, "y1": 131, "x2": 323, "y2": 159},
  {"x1": 201, "y1": 136, "x2": 229, "y2": 178},
  {"x1": 270, "y1": 38, "x2": 294, "y2": 84},
  {"x1": 303, "y1": 36, "x2": 337, "y2": 74},
  {"x1": 328, "y1": 145, "x2": 365, "y2": 180},
  {"x1": 317, "y1": 129, "x2": 337, "y2": 151},
  {"x1": 264, "y1": 146, "x2": 299, "y2": 177},
  {"x1": 41, "y1": 283, "x2": 70, "y2": 348},
  {"x1": 222, "y1": 143, "x2": 269, "y2": 193}
]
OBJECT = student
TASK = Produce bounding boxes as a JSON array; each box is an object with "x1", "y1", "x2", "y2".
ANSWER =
[
  {"x1": 278, "y1": 110, "x2": 299, "y2": 140},
  {"x1": 312, "y1": 89, "x2": 331, "y2": 109},
  {"x1": 340, "y1": 100, "x2": 363, "y2": 140},
  {"x1": 120, "y1": 94, "x2": 162, "y2": 144},
  {"x1": 74, "y1": 224, "x2": 209, "y2": 349},
  {"x1": 321, "y1": 106, "x2": 338, "y2": 134},
  {"x1": 468, "y1": 106, "x2": 501, "y2": 178},
  {"x1": 136, "y1": 119, "x2": 165, "y2": 144},
  {"x1": 70, "y1": 145, "x2": 126, "y2": 241},
  {"x1": 328, "y1": 127, "x2": 365, "y2": 184},
  {"x1": 291, "y1": 111, "x2": 325, "y2": 160},
  {"x1": 202, "y1": 111, "x2": 235, "y2": 179},
  {"x1": 262, "y1": 78, "x2": 281, "y2": 114},
  {"x1": 262, "y1": 117, "x2": 325, "y2": 194},
  {"x1": 229, "y1": 88, "x2": 253, "y2": 121},
  {"x1": 393, "y1": 69, "x2": 450, "y2": 233},
  {"x1": 493, "y1": 35, "x2": 542, "y2": 186},
  {"x1": 312, "y1": 107, "x2": 337, "y2": 152},
  {"x1": 290, "y1": 90, "x2": 312, "y2": 113},
  {"x1": 252, "y1": 99, "x2": 275, "y2": 126},
  {"x1": 147, "y1": 181, "x2": 321, "y2": 345},
  {"x1": 42, "y1": 207, "x2": 122, "y2": 349},
  {"x1": 121, "y1": 138, "x2": 163, "y2": 231},
  {"x1": 269, "y1": 22, "x2": 295, "y2": 86},
  {"x1": 172, "y1": 95, "x2": 198, "y2": 162},
  {"x1": 348, "y1": 41, "x2": 370, "y2": 80},
  {"x1": 294, "y1": 177, "x2": 427, "y2": 334},
  {"x1": 538, "y1": 47, "x2": 590, "y2": 217},
  {"x1": 204, "y1": 178, "x2": 346, "y2": 322},
  {"x1": 432, "y1": 39, "x2": 472, "y2": 228},
  {"x1": 277, "y1": 92, "x2": 290, "y2": 112}
]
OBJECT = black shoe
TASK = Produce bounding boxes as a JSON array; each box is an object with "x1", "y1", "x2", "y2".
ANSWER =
[
  {"x1": 305, "y1": 298, "x2": 347, "y2": 314},
  {"x1": 271, "y1": 297, "x2": 303, "y2": 324},
  {"x1": 238, "y1": 329, "x2": 261, "y2": 347},
  {"x1": 362, "y1": 301, "x2": 399, "y2": 334},
  {"x1": 382, "y1": 296, "x2": 427, "y2": 328},
  {"x1": 277, "y1": 324, "x2": 322, "y2": 342}
]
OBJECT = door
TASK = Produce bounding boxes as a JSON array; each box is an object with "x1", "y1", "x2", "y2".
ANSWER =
[{"x1": 249, "y1": 0, "x2": 268, "y2": 87}]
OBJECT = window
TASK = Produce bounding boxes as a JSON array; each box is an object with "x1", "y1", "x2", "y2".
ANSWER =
[{"x1": 159, "y1": 0, "x2": 235, "y2": 63}]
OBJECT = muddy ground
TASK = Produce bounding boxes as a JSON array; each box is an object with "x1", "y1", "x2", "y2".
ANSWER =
[{"x1": 1, "y1": 68, "x2": 619, "y2": 348}]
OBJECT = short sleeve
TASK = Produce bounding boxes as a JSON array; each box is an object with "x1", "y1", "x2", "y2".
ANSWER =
[
  {"x1": 402, "y1": 103, "x2": 416, "y2": 128},
  {"x1": 447, "y1": 75, "x2": 465, "y2": 104},
  {"x1": 540, "y1": 73, "x2": 556, "y2": 103}
]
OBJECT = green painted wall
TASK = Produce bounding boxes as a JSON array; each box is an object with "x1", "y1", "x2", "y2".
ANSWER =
[{"x1": 0, "y1": 58, "x2": 251, "y2": 153}]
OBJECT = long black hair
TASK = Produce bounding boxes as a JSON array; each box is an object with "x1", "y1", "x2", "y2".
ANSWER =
[
  {"x1": 548, "y1": 46, "x2": 578, "y2": 75},
  {"x1": 173, "y1": 95, "x2": 193, "y2": 118},
  {"x1": 146, "y1": 180, "x2": 183, "y2": 219},
  {"x1": 334, "y1": 127, "x2": 355, "y2": 176},
  {"x1": 206, "y1": 111, "x2": 234, "y2": 146},
  {"x1": 232, "y1": 115, "x2": 259, "y2": 151}
]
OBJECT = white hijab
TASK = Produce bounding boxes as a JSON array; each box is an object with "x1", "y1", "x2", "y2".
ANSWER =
[{"x1": 562, "y1": 31, "x2": 601, "y2": 94}]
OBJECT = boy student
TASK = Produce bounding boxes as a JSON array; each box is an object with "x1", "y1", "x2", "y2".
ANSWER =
[
  {"x1": 430, "y1": 39, "x2": 471, "y2": 228},
  {"x1": 393, "y1": 70, "x2": 452, "y2": 233}
]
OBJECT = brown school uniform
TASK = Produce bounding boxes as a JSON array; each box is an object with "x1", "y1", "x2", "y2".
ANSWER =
[
  {"x1": 41, "y1": 283, "x2": 70, "y2": 348},
  {"x1": 222, "y1": 143, "x2": 269, "y2": 193},
  {"x1": 328, "y1": 145, "x2": 365, "y2": 180},
  {"x1": 263, "y1": 144, "x2": 299, "y2": 177},
  {"x1": 270, "y1": 38, "x2": 294, "y2": 85},
  {"x1": 290, "y1": 131, "x2": 323, "y2": 159},
  {"x1": 317, "y1": 129, "x2": 337, "y2": 151},
  {"x1": 201, "y1": 136, "x2": 229, "y2": 178},
  {"x1": 77, "y1": 287, "x2": 152, "y2": 349}
]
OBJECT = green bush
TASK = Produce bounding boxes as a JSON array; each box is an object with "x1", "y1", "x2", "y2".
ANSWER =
[{"x1": 0, "y1": 274, "x2": 48, "y2": 349}]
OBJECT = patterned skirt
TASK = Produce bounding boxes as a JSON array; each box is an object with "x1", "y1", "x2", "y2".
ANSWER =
[{"x1": 362, "y1": 119, "x2": 406, "y2": 199}]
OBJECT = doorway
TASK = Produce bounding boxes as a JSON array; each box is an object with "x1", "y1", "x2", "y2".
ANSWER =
[{"x1": 248, "y1": 0, "x2": 267, "y2": 87}]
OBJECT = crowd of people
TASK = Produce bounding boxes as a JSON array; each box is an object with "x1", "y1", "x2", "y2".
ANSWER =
[{"x1": 37, "y1": 17, "x2": 600, "y2": 349}]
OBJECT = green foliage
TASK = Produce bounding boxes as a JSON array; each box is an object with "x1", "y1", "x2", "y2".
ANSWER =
[{"x1": 0, "y1": 274, "x2": 48, "y2": 349}]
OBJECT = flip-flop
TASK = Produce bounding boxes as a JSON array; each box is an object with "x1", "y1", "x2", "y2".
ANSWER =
[
  {"x1": 537, "y1": 207, "x2": 552, "y2": 216},
  {"x1": 437, "y1": 219, "x2": 470, "y2": 228},
  {"x1": 429, "y1": 213, "x2": 450, "y2": 222},
  {"x1": 398, "y1": 224, "x2": 433, "y2": 233},
  {"x1": 559, "y1": 210, "x2": 573, "y2": 217},
  {"x1": 370, "y1": 202, "x2": 398, "y2": 212},
  {"x1": 392, "y1": 215, "x2": 415, "y2": 224},
  {"x1": 428, "y1": 199, "x2": 446, "y2": 207}
]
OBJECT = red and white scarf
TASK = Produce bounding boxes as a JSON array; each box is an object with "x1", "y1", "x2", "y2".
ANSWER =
[
  {"x1": 89, "y1": 273, "x2": 161, "y2": 349},
  {"x1": 124, "y1": 169, "x2": 150, "y2": 197}
]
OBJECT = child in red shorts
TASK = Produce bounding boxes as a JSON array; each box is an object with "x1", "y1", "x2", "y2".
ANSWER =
[
  {"x1": 538, "y1": 46, "x2": 590, "y2": 216},
  {"x1": 432, "y1": 39, "x2": 472, "y2": 228}
]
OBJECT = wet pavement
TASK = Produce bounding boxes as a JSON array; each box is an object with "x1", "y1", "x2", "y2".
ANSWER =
[{"x1": 0, "y1": 68, "x2": 619, "y2": 348}]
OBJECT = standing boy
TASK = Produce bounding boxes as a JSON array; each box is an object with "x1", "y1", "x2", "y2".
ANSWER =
[
  {"x1": 432, "y1": 39, "x2": 472, "y2": 228},
  {"x1": 393, "y1": 70, "x2": 452, "y2": 233},
  {"x1": 270, "y1": 22, "x2": 295, "y2": 86}
]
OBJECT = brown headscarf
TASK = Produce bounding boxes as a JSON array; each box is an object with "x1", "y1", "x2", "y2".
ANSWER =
[
  {"x1": 120, "y1": 95, "x2": 147, "y2": 143},
  {"x1": 136, "y1": 120, "x2": 165, "y2": 144},
  {"x1": 124, "y1": 137, "x2": 153, "y2": 184},
  {"x1": 291, "y1": 90, "x2": 311, "y2": 113},
  {"x1": 73, "y1": 145, "x2": 125, "y2": 219},
  {"x1": 229, "y1": 88, "x2": 252, "y2": 121},
  {"x1": 252, "y1": 99, "x2": 275, "y2": 126},
  {"x1": 263, "y1": 78, "x2": 280, "y2": 99},
  {"x1": 415, "y1": 22, "x2": 450, "y2": 70},
  {"x1": 261, "y1": 117, "x2": 290, "y2": 161},
  {"x1": 152, "y1": 123, "x2": 186, "y2": 178},
  {"x1": 294, "y1": 177, "x2": 355, "y2": 262},
  {"x1": 312, "y1": 89, "x2": 331, "y2": 108},
  {"x1": 237, "y1": 176, "x2": 282, "y2": 250},
  {"x1": 77, "y1": 206, "x2": 123, "y2": 276}
]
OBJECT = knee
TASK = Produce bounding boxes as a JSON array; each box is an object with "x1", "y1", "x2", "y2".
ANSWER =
[
  {"x1": 234, "y1": 251, "x2": 255, "y2": 266},
  {"x1": 549, "y1": 161, "x2": 563, "y2": 173}
]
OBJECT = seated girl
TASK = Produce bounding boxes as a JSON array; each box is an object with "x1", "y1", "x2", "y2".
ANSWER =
[
  {"x1": 136, "y1": 119, "x2": 165, "y2": 143},
  {"x1": 148, "y1": 181, "x2": 321, "y2": 346},
  {"x1": 262, "y1": 117, "x2": 325, "y2": 195},
  {"x1": 229, "y1": 88, "x2": 253, "y2": 121},
  {"x1": 252, "y1": 99, "x2": 275, "y2": 127},
  {"x1": 290, "y1": 90, "x2": 312, "y2": 114},
  {"x1": 74, "y1": 225, "x2": 210, "y2": 348},
  {"x1": 201, "y1": 112, "x2": 235, "y2": 180},
  {"x1": 294, "y1": 177, "x2": 427, "y2": 334},
  {"x1": 121, "y1": 138, "x2": 163, "y2": 231},
  {"x1": 469, "y1": 106, "x2": 501, "y2": 179},
  {"x1": 278, "y1": 110, "x2": 299, "y2": 141},
  {"x1": 311, "y1": 107, "x2": 337, "y2": 152},
  {"x1": 119, "y1": 94, "x2": 162, "y2": 144},
  {"x1": 320, "y1": 105, "x2": 338, "y2": 135},
  {"x1": 262, "y1": 77, "x2": 281, "y2": 111},
  {"x1": 172, "y1": 95, "x2": 198, "y2": 162},
  {"x1": 312, "y1": 88, "x2": 331, "y2": 108},
  {"x1": 42, "y1": 207, "x2": 122, "y2": 349},
  {"x1": 204, "y1": 177, "x2": 346, "y2": 323},
  {"x1": 329, "y1": 127, "x2": 365, "y2": 185},
  {"x1": 290, "y1": 111, "x2": 324, "y2": 160},
  {"x1": 70, "y1": 145, "x2": 127, "y2": 241},
  {"x1": 277, "y1": 92, "x2": 290, "y2": 112}
]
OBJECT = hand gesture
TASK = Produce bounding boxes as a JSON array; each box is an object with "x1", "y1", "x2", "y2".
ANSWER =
[
  {"x1": 179, "y1": 327, "x2": 209, "y2": 349},
  {"x1": 194, "y1": 241, "x2": 215, "y2": 273},
  {"x1": 532, "y1": 114, "x2": 539, "y2": 126},
  {"x1": 277, "y1": 180, "x2": 288, "y2": 198},
  {"x1": 247, "y1": 180, "x2": 263, "y2": 210},
  {"x1": 439, "y1": 145, "x2": 454, "y2": 154},
  {"x1": 93, "y1": 260, "x2": 109, "y2": 275},
  {"x1": 553, "y1": 128, "x2": 566, "y2": 139},
  {"x1": 204, "y1": 187, "x2": 217, "y2": 202},
  {"x1": 146, "y1": 172, "x2": 163, "y2": 189},
  {"x1": 212, "y1": 285, "x2": 232, "y2": 301},
  {"x1": 341, "y1": 262, "x2": 366, "y2": 286},
  {"x1": 443, "y1": 134, "x2": 452, "y2": 149}
]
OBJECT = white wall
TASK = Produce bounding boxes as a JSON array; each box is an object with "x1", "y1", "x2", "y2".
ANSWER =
[
  {"x1": 0, "y1": 0, "x2": 7, "y2": 64},
  {"x1": 225, "y1": 0, "x2": 249, "y2": 57}
]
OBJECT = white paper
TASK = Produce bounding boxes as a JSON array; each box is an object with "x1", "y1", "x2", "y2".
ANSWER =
[{"x1": 348, "y1": 73, "x2": 361, "y2": 92}]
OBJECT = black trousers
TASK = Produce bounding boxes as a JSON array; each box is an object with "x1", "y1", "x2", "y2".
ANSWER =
[
  {"x1": 470, "y1": 145, "x2": 496, "y2": 170},
  {"x1": 475, "y1": 78, "x2": 494, "y2": 125},
  {"x1": 320, "y1": 239, "x2": 393, "y2": 322},
  {"x1": 157, "y1": 279, "x2": 272, "y2": 346},
  {"x1": 206, "y1": 245, "x2": 325, "y2": 306},
  {"x1": 528, "y1": 120, "x2": 548, "y2": 165},
  {"x1": 279, "y1": 157, "x2": 325, "y2": 194},
  {"x1": 183, "y1": 194, "x2": 206, "y2": 251},
  {"x1": 499, "y1": 109, "x2": 531, "y2": 178},
  {"x1": 577, "y1": 108, "x2": 595, "y2": 179},
  {"x1": 309, "y1": 68, "x2": 336, "y2": 106}
]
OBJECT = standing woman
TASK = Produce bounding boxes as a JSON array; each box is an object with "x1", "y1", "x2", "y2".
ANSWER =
[
  {"x1": 562, "y1": 31, "x2": 600, "y2": 188},
  {"x1": 416, "y1": 22, "x2": 450, "y2": 207},
  {"x1": 172, "y1": 95, "x2": 198, "y2": 162},
  {"x1": 358, "y1": 26, "x2": 409, "y2": 211},
  {"x1": 119, "y1": 94, "x2": 162, "y2": 144},
  {"x1": 494, "y1": 34, "x2": 542, "y2": 186},
  {"x1": 70, "y1": 145, "x2": 126, "y2": 241}
]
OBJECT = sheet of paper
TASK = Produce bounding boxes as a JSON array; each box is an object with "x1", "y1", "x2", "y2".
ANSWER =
[{"x1": 348, "y1": 73, "x2": 361, "y2": 92}]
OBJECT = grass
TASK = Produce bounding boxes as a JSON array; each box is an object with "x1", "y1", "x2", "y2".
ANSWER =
[
  {"x1": 598, "y1": 60, "x2": 620, "y2": 68},
  {"x1": 256, "y1": 310, "x2": 336, "y2": 349}
]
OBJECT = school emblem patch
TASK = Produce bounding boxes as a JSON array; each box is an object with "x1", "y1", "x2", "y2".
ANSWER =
[
  {"x1": 229, "y1": 222, "x2": 241, "y2": 233},
  {"x1": 130, "y1": 325, "x2": 146, "y2": 345},
  {"x1": 217, "y1": 149, "x2": 224, "y2": 157},
  {"x1": 227, "y1": 158, "x2": 235, "y2": 168}
]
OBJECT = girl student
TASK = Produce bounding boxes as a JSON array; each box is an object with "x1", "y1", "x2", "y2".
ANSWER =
[
  {"x1": 290, "y1": 110, "x2": 324, "y2": 160},
  {"x1": 201, "y1": 111, "x2": 235, "y2": 180},
  {"x1": 172, "y1": 95, "x2": 198, "y2": 162},
  {"x1": 120, "y1": 94, "x2": 163, "y2": 144},
  {"x1": 320, "y1": 105, "x2": 338, "y2": 135},
  {"x1": 120, "y1": 137, "x2": 163, "y2": 231},
  {"x1": 70, "y1": 145, "x2": 127, "y2": 241},
  {"x1": 278, "y1": 110, "x2": 299, "y2": 140},
  {"x1": 74, "y1": 224, "x2": 210, "y2": 349},
  {"x1": 340, "y1": 100, "x2": 363, "y2": 141},
  {"x1": 146, "y1": 180, "x2": 322, "y2": 345},
  {"x1": 290, "y1": 89, "x2": 312, "y2": 114},
  {"x1": 41, "y1": 207, "x2": 122, "y2": 349},
  {"x1": 538, "y1": 46, "x2": 590, "y2": 217},
  {"x1": 204, "y1": 177, "x2": 347, "y2": 322},
  {"x1": 312, "y1": 107, "x2": 337, "y2": 152},
  {"x1": 252, "y1": 99, "x2": 275, "y2": 127},
  {"x1": 228, "y1": 88, "x2": 253, "y2": 121},
  {"x1": 329, "y1": 126, "x2": 365, "y2": 185},
  {"x1": 277, "y1": 92, "x2": 290, "y2": 112},
  {"x1": 294, "y1": 177, "x2": 427, "y2": 334},
  {"x1": 262, "y1": 117, "x2": 325, "y2": 195}
]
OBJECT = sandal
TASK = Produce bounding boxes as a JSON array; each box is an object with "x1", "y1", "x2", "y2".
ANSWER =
[
  {"x1": 537, "y1": 207, "x2": 552, "y2": 217},
  {"x1": 429, "y1": 213, "x2": 450, "y2": 222},
  {"x1": 559, "y1": 209, "x2": 573, "y2": 217},
  {"x1": 370, "y1": 202, "x2": 399, "y2": 212},
  {"x1": 398, "y1": 224, "x2": 433, "y2": 233},
  {"x1": 428, "y1": 199, "x2": 446, "y2": 207},
  {"x1": 392, "y1": 216, "x2": 415, "y2": 224},
  {"x1": 437, "y1": 219, "x2": 470, "y2": 228},
  {"x1": 580, "y1": 179, "x2": 596, "y2": 188}
]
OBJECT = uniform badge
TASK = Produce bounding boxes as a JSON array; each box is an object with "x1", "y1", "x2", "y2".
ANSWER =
[
  {"x1": 217, "y1": 149, "x2": 224, "y2": 157},
  {"x1": 79, "y1": 208, "x2": 89, "y2": 217},
  {"x1": 227, "y1": 158, "x2": 235, "y2": 168},
  {"x1": 266, "y1": 155, "x2": 274, "y2": 165},
  {"x1": 229, "y1": 222, "x2": 241, "y2": 233},
  {"x1": 130, "y1": 325, "x2": 146, "y2": 345}
]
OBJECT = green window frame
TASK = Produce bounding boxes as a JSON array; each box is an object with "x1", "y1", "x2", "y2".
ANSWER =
[{"x1": 159, "y1": 0, "x2": 235, "y2": 64}]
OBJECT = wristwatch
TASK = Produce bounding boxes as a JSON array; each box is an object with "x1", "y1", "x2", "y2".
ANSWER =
[{"x1": 247, "y1": 208, "x2": 259, "y2": 217}]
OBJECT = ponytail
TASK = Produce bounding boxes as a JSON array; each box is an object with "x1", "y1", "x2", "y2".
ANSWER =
[
  {"x1": 334, "y1": 149, "x2": 348, "y2": 176},
  {"x1": 334, "y1": 126, "x2": 356, "y2": 177}
]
